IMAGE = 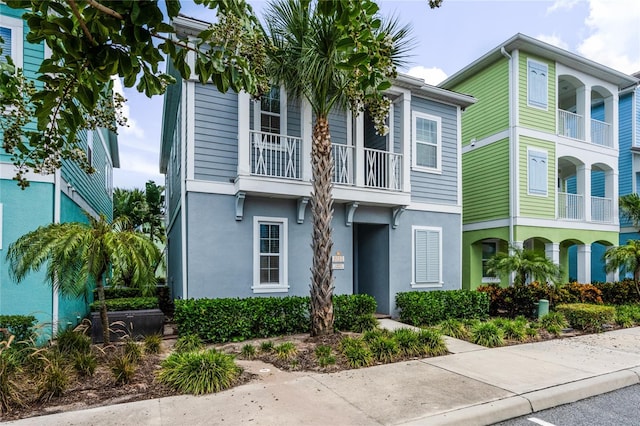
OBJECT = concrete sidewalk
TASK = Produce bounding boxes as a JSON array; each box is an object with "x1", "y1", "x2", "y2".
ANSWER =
[{"x1": 6, "y1": 323, "x2": 640, "y2": 426}]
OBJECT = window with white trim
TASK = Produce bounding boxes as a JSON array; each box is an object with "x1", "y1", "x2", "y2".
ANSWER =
[
  {"x1": 87, "y1": 131, "x2": 94, "y2": 168},
  {"x1": 253, "y1": 217, "x2": 288, "y2": 293},
  {"x1": 104, "y1": 163, "x2": 113, "y2": 197},
  {"x1": 528, "y1": 59, "x2": 548, "y2": 109},
  {"x1": 528, "y1": 149, "x2": 548, "y2": 196},
  {"x1": 260, "y1": 86, "x2": 281, "y2": 135},
  {"x1": 0, "y1": 16, "x2": 23, "y2": 68},
  {"x1": 412, "y1": 226, "x2": 442, "y2": 287},
  {"x1": 412, "y1": 112, "x2": 442, "y2": 172},
  {"x1": 481, "y1": 241, "x2": 499, "y2": 282}
]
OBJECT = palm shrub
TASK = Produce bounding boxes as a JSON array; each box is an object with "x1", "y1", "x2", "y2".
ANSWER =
[
  {"x1": 417, "y1": 329, "x2": 448, "y2": 356},
  {"x1": 604, "y1": 240, "x2": 640, "y2": 298},
  {"x1": 486, "y1": 245, "x2": 561, "y2": 286},
  {"x1": 340, "y1": 337, "x2": 373, "y2": 368},
  {"x1": 438, "y1": 319, "x2": 470, "y2": 340},
  {"x1": 471, "y1": 322, "x2": 504, "y2": 348},
  {"x1": 174, "y1": 334, "x2": 203, "y2": 353},
  {"x1": 157, "y1": 349, "x2": 241, "y2": 394}
]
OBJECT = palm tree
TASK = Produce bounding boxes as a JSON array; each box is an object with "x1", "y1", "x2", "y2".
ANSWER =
[
  {"x1": 6, "y1": 213, "x2": 160, "y2": 344},
  {"x1": 486, "y1": 245, "x2": 561, "y2": 286},
  {"x1": 264, "y1": 0, "x2": 412, "y2": 335},
  {"x1": 604, "y1": 240, "x2": 640, "y2": 298},
  {"x1": 619, "y1": 193, "x2": 640, "y2": 232}
]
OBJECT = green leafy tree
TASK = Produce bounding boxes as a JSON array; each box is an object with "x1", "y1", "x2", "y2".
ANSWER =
[
  {"x1": 113, "y1": 181, "x2": 165, "y2": 245},
  {"x1": 486, "y1": 245, "x2": 561, "y2": 286},
  {"x1": 265, "y1": 0, "x2": 415, "y2": 335},
  {"x1": 604, "y1": 240, "x2": 640, "y2": 298},
  {"x1": 6, "y1": 213, "x2": 160, "y2": 344},
  {"x1": 1, "y1": 0, "x2": 269, "y2": 188}
]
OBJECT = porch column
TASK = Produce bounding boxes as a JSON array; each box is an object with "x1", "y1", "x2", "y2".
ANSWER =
[
  {"x1": 545, "y1": 242, "x2": 560, "y2": 265},
  {"x1": 237, "y1": 91, "x2": 251, "y2": 176},
  {"x1": 402, "y1": 91, "x2": 411, "y2": 193},
  {"x1": 354, "y1": 112, "x2": 365, "y2": 187},
  {"x1": 577, "y1": 165, "x2": 591, "y2": 222},
  {"x1": 578, "y1": 86, "x2": 590, "y2": 143},
  {"x1": 577, "y1": 244, "x2": 592, "y2": 283}
]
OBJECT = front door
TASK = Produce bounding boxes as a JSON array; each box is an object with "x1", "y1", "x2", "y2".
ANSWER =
[{"x1": 353, "y1": 223, "x2": 390, "y2": 314}]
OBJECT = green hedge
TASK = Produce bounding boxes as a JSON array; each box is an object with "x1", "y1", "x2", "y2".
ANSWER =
[
  {"x1": 0, "y1": 315, "x2": 37, "y2": 342},
  {"x1": 174, "y1": 294, "x2": 378, "y2": 343},
  {"x1": 90, "y1": 297, "x2": 159, "y2": 312},
  {"x1": 556, "y1": 303, "x2": 616, "y2": 332},
  {"x1": 93, "y1": 287, "x2": 143, "y2": 300},
  {"x1": 396, "y1": 290, "x2": 489, "y2": 326}
]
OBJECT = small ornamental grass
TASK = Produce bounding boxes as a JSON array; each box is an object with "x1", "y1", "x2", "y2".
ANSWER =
[
  {"x1": 471, "y1": 322, "x2": 504, "y2": 348},
  {"x1": 539, "y1": 311, "x2": 569, "y2": 336},
  {"x1": 56, "y1": 327, "x2": 91, "y2": 355},
  {"x1": 274, "y1": 342, "x2": 297, "y2": 361},
  {"x1": 240, "y1": 344, "x2": 257, "y2": 359},
  {"x1": 351, "y1": 314, "x2": 379, "y2": 333},
  {"x1": 0, "y1": 339, "x2": 23, "y2": 413},
  {"x1": 498, "y1": 319, "x2": 527, "y2": 342},
  {"x1": 123, "y1": 340, "x2": 143, "y2": 364},
  {"x1": 111, "y1": 353, "x2": 137, "y2": 385},
  {"x1": 392, "y1": 328, "x2": 422, "y2": 357},
  {"x1": 260, "y1": 341, "x2": 275, "y2": 353},
  {"x1": 417, "y1": 329, "x2": 447, "y2": 356},
  {"x1": 174, "y1": 334, "x2": 203, "y2": 354},
  {"x1": 73, "y1": 351, "x2": 97, "y2": 377},
  {"x1": 143, "y1": 334, "x2": 162, "y2": 354},
  {"x1": 438, "y1": 319, "x2": 470, "y2": 340},
  {"x1": 616, "y1": 305, "x2": 640, "y2": 328},
  {"x1": 37, "y1": 349, "x2": 70, "y2": 401},
  {"x1": 157, "y1": 349, "x2": 241, "y2": 395},
  {"x1": 314, "y1": 345, "x2": 336, "y2": 367},
  {"x1": 340, "y1": 337, "x2": 373, "y2": 369},
  {"x1": 369, "y1": 336, "x2": 400, "y2": 363}
]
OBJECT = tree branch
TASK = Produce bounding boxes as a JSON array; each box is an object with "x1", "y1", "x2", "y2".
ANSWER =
[
  {"x1": 69, "y1": 0, "x2": 97, "y2": 46},
  {"x1": 87, "y1": 0, "x2": 124, "y2": 20}
]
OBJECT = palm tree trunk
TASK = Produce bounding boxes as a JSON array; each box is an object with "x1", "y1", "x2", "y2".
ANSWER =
[
  {"x1": 634, "y1": 268, "x2": 640, "y2": 299},
  {"x1": 96, "y1": 272, "x2": 110, "y2": 345},
  {"x1": 310, "y1": 116, "x2": 334, "y2": 336}
]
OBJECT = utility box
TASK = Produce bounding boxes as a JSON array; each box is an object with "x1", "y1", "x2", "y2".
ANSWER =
[
  {"x1": 537, "y1": 299, "x2": 550, "y2": 319},
  {"x1": 91, "y1": 309, "x2": 164, "y2": 343}
]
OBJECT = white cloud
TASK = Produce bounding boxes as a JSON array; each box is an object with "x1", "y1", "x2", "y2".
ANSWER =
[
  {"x1": 112, "y1": 77, "x2": 145, "y2": 139},
  {"x1": 577, "y1": 0, "x2": 640, "y2": 74},
  {"x1": 535, "y1": 34, "x2": 570, "y2": 51},
  {"x1": 547, "y1": 0, "x2": 581, "y2": 14},
  {"x1": 406, "y1": 66, "x2": 448, "y2": 85}
]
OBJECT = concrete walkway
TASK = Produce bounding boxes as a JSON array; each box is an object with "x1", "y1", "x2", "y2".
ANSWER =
[{"x1": 6, "y1": 322, "x2": 640, "y2": 426}]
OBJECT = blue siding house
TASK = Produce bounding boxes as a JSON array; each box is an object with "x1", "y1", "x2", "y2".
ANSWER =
[
  {"x1": 0, "y1": 6, "x2": 119, "y2": 338},
  {"x1": 160, "y1": 16, "x2": 475, "y2": 315}
]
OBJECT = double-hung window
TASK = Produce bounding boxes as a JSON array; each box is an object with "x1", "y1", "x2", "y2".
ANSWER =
[
  {"x1": 528, "y1": 59, "x2": 548, "y2": 109},
  {"x1": 412, "y1": 112, "x2": 442, "y2": 172},
  {"x1": 481, "y1": 241, "x2": 499, "y2": 282},
  {"x1": 528, "y1": 148, "x2": 548, "y2": 196},
  {"x1": 253, "y1": 217, "x2": 288, "y2": 293},
  {"x1": 0, "y1": 16, "x2": 23, "y2": 68},
  {"x1": 412, "y1": 226, "x2": 442, "y2": 287}
]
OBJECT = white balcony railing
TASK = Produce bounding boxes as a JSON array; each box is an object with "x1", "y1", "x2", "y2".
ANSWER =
[
  {"x1": 557, "y1": 110, "x2": 585, "y2": 141},
  {"x1": 591, "y1": 119, "x2": 612, "y2": 147},
  {"x1": 557, "y1": 192, "x2": 583, "y2": 220},
  {"x1": 332, "y1": 144, "x2": 354, "y2": 185},
  {"x1": 251, "y1": 131, "x2": 301, "y2": 180},
  {"x1": 364, "y1": 148, "x2": 402, "y2": 191},
  {"x1": 591, "y1": 196, "x2": 613, "y2": 223}
]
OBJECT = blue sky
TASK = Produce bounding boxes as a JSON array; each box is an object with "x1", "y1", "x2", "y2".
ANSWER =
[{"x1": 113, "y1": 0, "x2": 640, "y2": 189}]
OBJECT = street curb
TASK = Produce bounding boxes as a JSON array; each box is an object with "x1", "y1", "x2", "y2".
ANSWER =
[
  {"x1": 399, "y1": 369, "x2": 640, "y2": 426},
  {"x1": 522, "y1": 370, "x2": 640, "y2": 412}
]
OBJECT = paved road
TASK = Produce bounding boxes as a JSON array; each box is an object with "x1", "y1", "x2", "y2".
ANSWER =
[{"x1": 493, "y1": 384, "x2": 640, "y2": 426}]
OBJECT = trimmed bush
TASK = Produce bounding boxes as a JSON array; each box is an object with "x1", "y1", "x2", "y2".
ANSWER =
[
  {"x1": 0, "y1": 315, "x2": 37, "y2": 343},
  {"x1": 90, "y1": 297, "x2": 159, "y2": 312},
  {"x1": 157, "y1": 349, "x2": 241, "y2": 394},
  {"x1": 615, "y1": 305, "x2": 640, "y2": 328},
  {"x1": 396, "y1": 290, "x2": 489, "y2": 326},
  {"x1": 333, "y1": 294, "x2": 377, "y2": 332},
  {"x1": 94, "y1": 287, "x2": 142, "y2": 300},
  {"x1": 595, "y1": 280, "x2": 640, "y2": 305},
  {"x1": 556, "y1": 304, "x2": 616, "y2": 332}
]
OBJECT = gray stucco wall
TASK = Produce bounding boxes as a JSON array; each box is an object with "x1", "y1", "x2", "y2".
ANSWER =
[
  {"x1": 410, "y1": 96, "x2": 459, "y2": 205},
  {"x1": 166, "y1": 207, "x2": 184, "y2": 300},
  {"x1": 183, "y1": 192, "x2": 461, "y2": 316}
]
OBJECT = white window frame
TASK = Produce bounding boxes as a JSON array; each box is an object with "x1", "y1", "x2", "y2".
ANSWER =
[
  {"x1": 481, "y1": 240, "x2": 501, "y2": 283},
  {"x1": 411, "y1": 225, "x2": 443, "y2": 288},
  {"x1": 253, "y1": 85, "x2": 287, "y2": 137},
  {"x1": 527, "y1": 148, "x2": 548, "y2": 196},
  {"x1": 0, "y1": 16, "x2": 24, "y2": 68},
  {"x1": 252, "y1": 216, "x2": 289, "y2": 293},
  {"x1": 412, "y1": 111, "x2": 442, "y2": 174},
  {"x1": 87, "y1": 131, "x2": 94, "y2": 168},
  {"x1": 104, "y1": 163, "x2": 113, "y2": 197},
  {"x1": 527, "y1": 59, "x2": 548, "y2": 110}
]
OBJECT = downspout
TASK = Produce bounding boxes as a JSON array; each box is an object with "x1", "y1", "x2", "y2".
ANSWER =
[{"x1": 501, "y1": 46, "x2": 515, "y2": 251}]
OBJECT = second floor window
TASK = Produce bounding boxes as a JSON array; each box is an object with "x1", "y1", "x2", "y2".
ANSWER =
[
  {"x1": 0, "y1": 26, "x2": 12, "y2": 60},
  {"x1": 412, "y1": 112, "x2": 442, "y2": 172},
  {"x1": 528, "y1": 59, "x2": 548, "y2": 109},
  {"x1": 260, "y1": 86, "x2": 281, "y2": 135},
  {"x1": 528, "y1": 149, "x2": 548, "y2": 196},
  {"x1": 0, "y1": 16, "x2": 23, "y2": 68},
  {"x1": 87, "y1": 131, "x2": 94, "y2": 168}
]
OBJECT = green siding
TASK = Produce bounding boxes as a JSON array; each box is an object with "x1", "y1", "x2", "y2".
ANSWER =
[
  {"x1": 519, "y1": 136, "x2": 555, "y2": 219},
  {"x1": 452, "y1": 58, "x2": 510, "y2": 146},
  {"x1": 462, "y1": 227, "x2": 510, "y2": 290},
  {"x1": 518, "y1": 53, "x2": 556, "y2": 133},
  {"x1": 462, "y1": 139, "x2": 510, "y2": 224}
]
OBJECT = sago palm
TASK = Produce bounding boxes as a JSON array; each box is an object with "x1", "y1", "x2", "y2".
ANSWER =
[
  {"x1": 6, "y1": 213, "x2": 160, "y2": 344},
  {"x1": 604, "y1": 240, "x2": 640, "y2": 297},
  {"x1": 486, "y1": 245, "x2": 561, "y2": 286},
  {"x1": 264, "y1": 0, "x2": 412, "y2": 335}
]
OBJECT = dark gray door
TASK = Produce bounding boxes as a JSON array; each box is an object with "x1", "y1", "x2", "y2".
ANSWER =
[{"x1": 354, "y1": 224, "x2": 390, "y2": 314}]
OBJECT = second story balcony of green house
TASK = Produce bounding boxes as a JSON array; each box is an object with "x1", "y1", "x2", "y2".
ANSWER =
[{"x1": 556, "y1": 73, "x2": 617, "y2": 149}]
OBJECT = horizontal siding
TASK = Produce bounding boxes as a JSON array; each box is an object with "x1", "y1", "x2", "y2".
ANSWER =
[
  {"x1": 410, "y1": 97, "x2": 459, "y2": 204},
  {"x1": 462, "y1": 138, "x2": 510, "y2": 223},
  {"x1": 618, "y1": 92, "x2": 635, "y2": 227},
  {"x1": 452, "y1": 59, "x2": 510, "y2": 146},
  {"x1": 518, "y1": 53, "x2": 556, "y2": 133},
  {"x1": 193, "y1": 84, "x2": 238, "y2": 182},
  {"x1": 167, "y1": 101, "x2": 182, "y2": 216},
  {"x1": 287, "y1": 97, "x2": 301, "y2": 138},
  {"x1": 328, "y1": 107, "x2": 348, "y2": 145},
  {"x1": 518, "y1": 136, "x2": 555, "y2": 219},
  {"x1": 393, "y1": 102, "x2": 401, "y2": 154}
]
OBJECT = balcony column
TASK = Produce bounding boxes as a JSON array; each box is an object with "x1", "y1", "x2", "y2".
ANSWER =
[
  {"x1": 237, "y1": 91, "x2": 251, "y2": 176},
  {"x1": 577, "y1": 244, "x2": 592, "y2": 283},
  {"x1": 577, "y1": 86, "x2": 591, "y2": 143},
  {"x1": 606, "y1": 169, "x2": 618, "y2": 224},
  {"x1": 577, "y1": 165, "x2": 591, "y2": 222},
  {"x1": 401, "y1": 91, "x2": 411, "y2": 193},
  {"x1": 545, "y1": 242, "x2": 560, "y2": 265},
  {"x1": 607, "y1": 94, "x2": 618, "y2": 149},
  {"x1": 354, "y1": 112, "x2": 365, "y2": 187}
]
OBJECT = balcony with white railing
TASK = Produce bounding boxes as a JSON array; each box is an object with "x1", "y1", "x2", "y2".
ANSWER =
[
  {"x1": 557, "y1": 192, "x2": 583, "y2": 220},
  {"x1": 591, "y1": 196, "x2": 613, "y2": 223},
  {"x1": 250, "y1": 131, "x2": 301, "y2": 180},
  {"x1": 590, "y1": 119, "x2": 612, "y2": 148},
  {"x1": 332, "y1": 144, "x2": 354, "y2": 185},
  {"x1": 364, "y1": 148, "x2": 403, "y2": 191},
  {"x1": 557, "y1": 110, "x2": 585, "y2": 141}
]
